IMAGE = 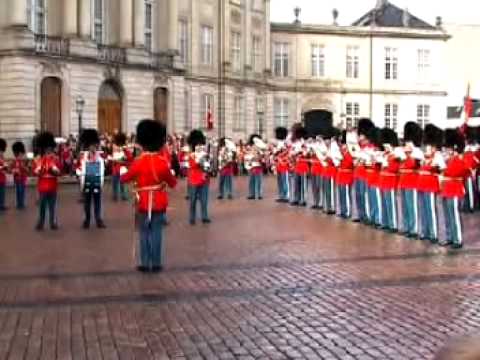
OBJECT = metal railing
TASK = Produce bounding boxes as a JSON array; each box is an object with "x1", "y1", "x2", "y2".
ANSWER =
[
  {"x1": 34, "y1": 34, "x2": 70, "y2": 56},
  {"x1": 97, "y1": 44, "x2": 127, "y2": 64},
  {"x1": 151, "y1": 52, "x2": 175, "y2": 70}
]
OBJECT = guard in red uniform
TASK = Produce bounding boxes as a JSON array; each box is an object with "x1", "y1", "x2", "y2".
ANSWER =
[
  {"x1": 336, "y1": 131, "x2": 354, "y2": 219},
  {"x1": 293, "y1": 139, "x2": 310, "y2": 207},
  {"x1": 120, "y1": 120, "x2": 177, "y2": 272},
  {"x1": 379, "y1": 128, "x2": 400, "y2": 232},
  {"x1": 365, "y1": 127, "x2": 382, "y2": 227},
  {"x1": 441, "y1": 129, "x2": 469, "y2": 249},
  {"x1": 111, "y1": 133, "x2": 131, "y2": 201},
  {"x1": 33, "y1": 132, "x2": 61, "y2": 231},
  {"x1": 418, "y1": 125, "x2": 444, "y2": 243},
  {"x1": 310, "y1": 143, "x2": 324, "y2": 210},
  {"x1": 217, "y1": 138, "x2": 236, "y2": 200},
  {"x1": 11, "y1": 141, "x2": 28, "y2": 210},
  {"x1": 0, "y1": 138, "x2": 7, "y2": 212},
  {"x1": 323, "y1": 128, "x2": 339, "y2": 215},
  {"x1": 274, "y1": 127, "x2": 289, "y2": 203},
  {"x1": 462, "y1": 127, "x2": 479, "y2": 212}
]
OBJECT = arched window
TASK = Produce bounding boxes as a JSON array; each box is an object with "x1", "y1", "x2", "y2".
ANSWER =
[
  {"x1": 27, "y1": 0, "x2": 47, "y2": 34},
  {"x1": 98, "y1": 80, "x2": 123, "y2": 135}
]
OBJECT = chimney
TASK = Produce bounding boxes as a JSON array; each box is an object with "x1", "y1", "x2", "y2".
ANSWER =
[
  {"x1": 402, "y1": 8, "x2": 410, "y2": 27},
  {"x1": 332, "y1": 8, "x2": 339, "y2": 25},
  {"x1": 294, "y1": 6, "x2": 301, "y2": 25},
  {"x1": 436, "y1": 16, "x2": 443, "y2": 28}
]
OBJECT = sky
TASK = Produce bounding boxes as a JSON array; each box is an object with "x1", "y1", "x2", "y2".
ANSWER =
[{"x1": 270, "y1": 0, "x2": 480, "y2": 26}]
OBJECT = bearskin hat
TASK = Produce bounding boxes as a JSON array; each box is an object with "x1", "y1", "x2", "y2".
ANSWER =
[
  {"x1": 12, "y1": 141, "x2": 25, "y2": 156},
  {"x1": 358, "y1": 118, "x2": 375, "y2": 137},
  {"x1": 340, "y1": 130, "x2": 347, "y2": 145},
  {"x1": 218, "y1": 137, "x2": 226, "y2": 148},
  {"x1": 423, "y1": 124, "x2": 443, "y2": 148},
  {"x1": 79, "y1": 129, "x2": 100, "y2": 150},
  {"x1": 465, "y1": 126, "x2": 478, "y2": 144},
  {"x1": 290, "y1": 123, "x2": 307, "y2": 142},
  {"x1": 136, "y1": 119, "x2": 167, "y2": 152},
  {"x1": 0, "y1": 138, "x2": 6, "y2": 153},
  {"x1": 381, "y1": 128, "x2": 399, "y2": 147},
  {"x1": 403, "y1": 122, "x2": 423, "y2": 147},
  {"x1": 188, "y1": 129, "x2": 207, "y2": 149},
  {"x1": 113, "y1": 132, "x2": 127, "y2": 147},
  {"x1": 445, "y1": 129, "x2": 465, "y2": 153},
  {"x1": 275, "y1": 127, "x2": 288, "y2": 141},
  {"x1": 33, "y1": 132, "x2": 56, "y2": 155}
]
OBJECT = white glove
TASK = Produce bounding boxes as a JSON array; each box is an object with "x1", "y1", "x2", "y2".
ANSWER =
[
  {"x1": 411, "y1": 147, "x2": 425, "y2": 161},
  {"x1": 394, "y1": 147, "x2": 407, "y2": 161},
  {"x1": 75, "y1": 168, "x2": 82, "y2": 177},
  {"x1": 119, "y1": 166, "x2": 128, "y2": 176}
]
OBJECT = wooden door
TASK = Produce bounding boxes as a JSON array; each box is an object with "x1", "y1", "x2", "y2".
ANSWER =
[
  {"x1": 98, "y1": 99, "x2": 122, "y2": 135},
  {"x1": 41, "y1": 77, "x2": 62, "y2": 136},
  {"x1": 154, "y1": 88, "x2": 168, "y2": 126}
]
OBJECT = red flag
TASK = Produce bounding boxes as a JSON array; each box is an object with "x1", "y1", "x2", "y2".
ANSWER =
[{"x1": 206, "y1": 105, "x2": 213, "y2": 130}]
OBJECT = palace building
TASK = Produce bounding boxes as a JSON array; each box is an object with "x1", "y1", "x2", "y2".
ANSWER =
[{"x1": 0, "y1": 0, "x2": 450, "y2": 145}]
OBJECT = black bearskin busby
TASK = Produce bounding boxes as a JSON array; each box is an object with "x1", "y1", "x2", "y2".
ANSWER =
[
  {"x1": 33, "y1": 132, "x2": 56, "y2": 155},
  {"x1": 113, "y1": 132, "x2": 127, "y2": 147},
  {"x1": 445, "y1": 129, "x2": 465, "y2": 153},
  {"x1": 12, "y1": 141, "x2": 26, "y2": 156},
  {"x1": 340, "y1": 130, "x2": 347, "y2": 145},
  {"x1": 358, "y1": 118, "x2": 375, "y2": 137},
  {"x1": 381, "y1": 128, "x2": 399, "y2": 148},
  {"x1": 366, "y1": 127, "x2": 381, "y2": 148},
  {"x1": 465, "y1": 126, "x2": 478, "y2": 145},
  {"x1": 404, "y1": 122, "x2": 423, "y2": 147},
  {"x1": 275, "y1": 127, "x2": 288, "y2": 141},
  {"x1": 188, "y1": 129, "x2": 207, "y2": 149},
  {"x1": 423, "y1": 124, "x2": 443, "y2": 149},
  {"x1": 290, "y1": 123, "x2": 307, "y2": 142},
  {"x1": 79, "y1": 129, "x2": 100, "y2": 150},
  {"x1": 218, "y1": 137, "x2": 226, "y2": 148},
  {"x1": 136, "y1": 119, "x2": 167, "y2": 152},
  {"x1": 0, "y1": 138, "x2": 6, "y2": 153}
]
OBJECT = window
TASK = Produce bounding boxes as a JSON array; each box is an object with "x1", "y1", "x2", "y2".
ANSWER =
[
  {"x1": 201, "y1": 26, "x2": 214, "y2": 65},
  {"x1": 345, "y1": 102, "x2": 360, "y2": 129},
  {"x1": 144, "y1": 0, "x2": 153, "y2": 51},
  {"x1": 252, "y1": 36, "x2": 262, "y2": 73},
  {"x1": 256, "y1": 97, "x2": 265, "y2": 136},
  {"x1": 233, "y1": 95, "x2": 245, "y2": 131},
  {"x1": 274, "y1": 43, "x2": 289, "y2": 77},
  {"x1": 417, "y1": 49, "x2": 430, "y2": 80},
  {"x1": 231, "y1": 32, "x2": 242, "y2": 72},
  {"x1": 201, "y1": 94, "x2": 213, "y2": 129},
  {"x1": 346, "y1": 46, "x2": 359, "y2": 79},
  {"x1": 311, "y1": 45, "x2": 325, "y2": 78},
  {"x1": 384, "y1": 104, "x2": 398, "y2": 130},
  {"x1": 179, "y1": 20, "x2": 188, "y2": 63},
  {"x1": 417, "y1": 104, "x2": 430, "y2": 128},
  {"x1": 184, "y1": 89, "x2": 191, "y2": 131},
  {"x1": 27, "y1": 0, "x2": 47, "y2": 34},
  {"x1": 274, "y1": 98, "x2": 289, "y2": 127},
  {"x1": 93, "y1": 0, "x2": 104, "y2": 43},
  {"x1": 385, "y1": 47, "x2": 398, "y2": 80}
]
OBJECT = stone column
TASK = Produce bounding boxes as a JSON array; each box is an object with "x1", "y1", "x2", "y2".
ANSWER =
[
  {"x1": 120, "y1": 0, "x2": 134, "y2": 46},
  {"x1": 265, "y1": 0, "x2": 271, "y2": 72},
  {"x1": 133, "y1": 0, "x2": 145, "y2": 47},
  {"x1": 78, "y1": 0, "x2": 91, "y2": 38},
  {"x1": 6, "y1": 0, "x2": 28, "y2": 27},
  {"x1": 168, "y1": 0, "x2": 178, "y2": 51},
  {"x1": 63, "y1": 0, "x2": 78, "y2": 37}
]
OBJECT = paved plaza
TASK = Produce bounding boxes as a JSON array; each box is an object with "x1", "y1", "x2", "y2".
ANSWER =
[{"x1": 0, "y1": 177, "x2": 479, "y2": 359}]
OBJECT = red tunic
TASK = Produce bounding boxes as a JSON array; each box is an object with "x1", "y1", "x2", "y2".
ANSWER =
[
  {"x1": 33, "y1": 155, "x2": 61, "y2": 194},
  {"x1": 120, "y1": 152, "x2": 177, "y2": 213},
  {"x1": 276, "y1": 154, "x2": 290, "y2": 174},
  {"x1": 398, "y1": 156, "x2": 419, "y2": 190},
  {"x1": 112, "y1": 148, "x2": 134, "y2": 176},
  {"x1": 310, "y1": 156, "x2": 323, "y2": 176},
  {"x1": 0, "y1": 158, "x2": 6, "y2": 185},
  {"x1": 188, "y1": 155, "x2": 209, "y2": 187},
  {"x1": 294, "y1": 155, "x2": 310, "y2": 175},
  {"x1": 379, "y1": 153, "x2": 400, "y2": 190},
  {"x1": 463, "y1": 151, "x2": 479, "y2": 174},
  {"x1": 441, "y1": 155, "x2": 468, "y2": 198},
  {"x1": 11, "y1": 158, "x2": 28, "y2": 185},
  {"x1": 417, "y1": 157, "x2": 440, "y2": 193},
  {"x1": 323, "y1": 158, "x2": 337, "y2": 179},
  {"x1": 336, "y1": 149, "x2": 354, "y2": 186}
]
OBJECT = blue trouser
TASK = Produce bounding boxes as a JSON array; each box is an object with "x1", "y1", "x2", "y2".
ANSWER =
[
  {"x1": 354, "y1": 180, "x2": 367, "y2": 221},
  {"x1": 368, "y1": 186, "x2": 382, "y2": 226},
  {"x1": 138, "y1": 212, "x2": 165, "y2": 268},
  {"x1": 381, "y1": 189, "x2": 397, "y2": 230},
  {"x1": 112, "y1": 175, "x2": 128, "y2": 201},
  {"x1": 0, "y1": 184, "x2": 5, "y2": 210},
  {"x1": 83, "y1": 187, "x2": 102, "y2": 225},
  {"x1": 463, "y1": 177, "x2": 475, "y2": 212},
  {"x1": 311, "y1": 175, "x2": 323, "y2": 208},
  {"x1": 288, "y1": 173, "x2": 296, "y2": 203},
  {"x1": 277, "y1": 173, "x2": 289, "y2": 200},
  {"x1": 15, "y1": 182, "x2": 26, "y2": 209},
  {"x1": 38, "y1": 192, "x2": 57, "y2": 228},
  {"x1": 219, "y1": 174, "x2": 233, "y2": 198},
  {"x1": 323, "y1": 177, "x2": 335, "y2": 213},
  {"x1": 189, "y1": 184, "x2": 209, "y2": 222},
  {"x1": 248, "y1": 173, "x2": 263, "y2": 199},
  {"x1": 419, "y1": 191, "x2": 438, "y2": 241},
  {"x1": 294, "y1": 174, "x2": 308, "y2": 204},
  {"x1": 338, "y1": 184, "x2": 352, "y2": 218},
  {"x1": 401, "y1": 189, "x2": 418, "y2": 236},
  {"x1": 443, "y1": 197, "x2": 463, "y2": 246}
]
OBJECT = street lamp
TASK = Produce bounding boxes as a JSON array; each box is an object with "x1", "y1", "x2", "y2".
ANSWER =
[{"x1": 75, "y1": 95, "x2": 85, "y2": 135}]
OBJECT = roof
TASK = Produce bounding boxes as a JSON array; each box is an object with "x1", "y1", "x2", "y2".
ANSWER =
[{"x1": 352, "y1": 0, "x2": 435, "y2": 30}]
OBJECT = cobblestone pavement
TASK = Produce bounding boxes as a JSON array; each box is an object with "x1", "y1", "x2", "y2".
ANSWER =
[{"x1": 0, "y1": 177, "x2": 480, "y2": 359}]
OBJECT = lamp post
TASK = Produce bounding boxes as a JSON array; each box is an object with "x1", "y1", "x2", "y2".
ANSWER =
[{"x1": 75, "y1": 95, "x2": 85, "y2": 135}]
